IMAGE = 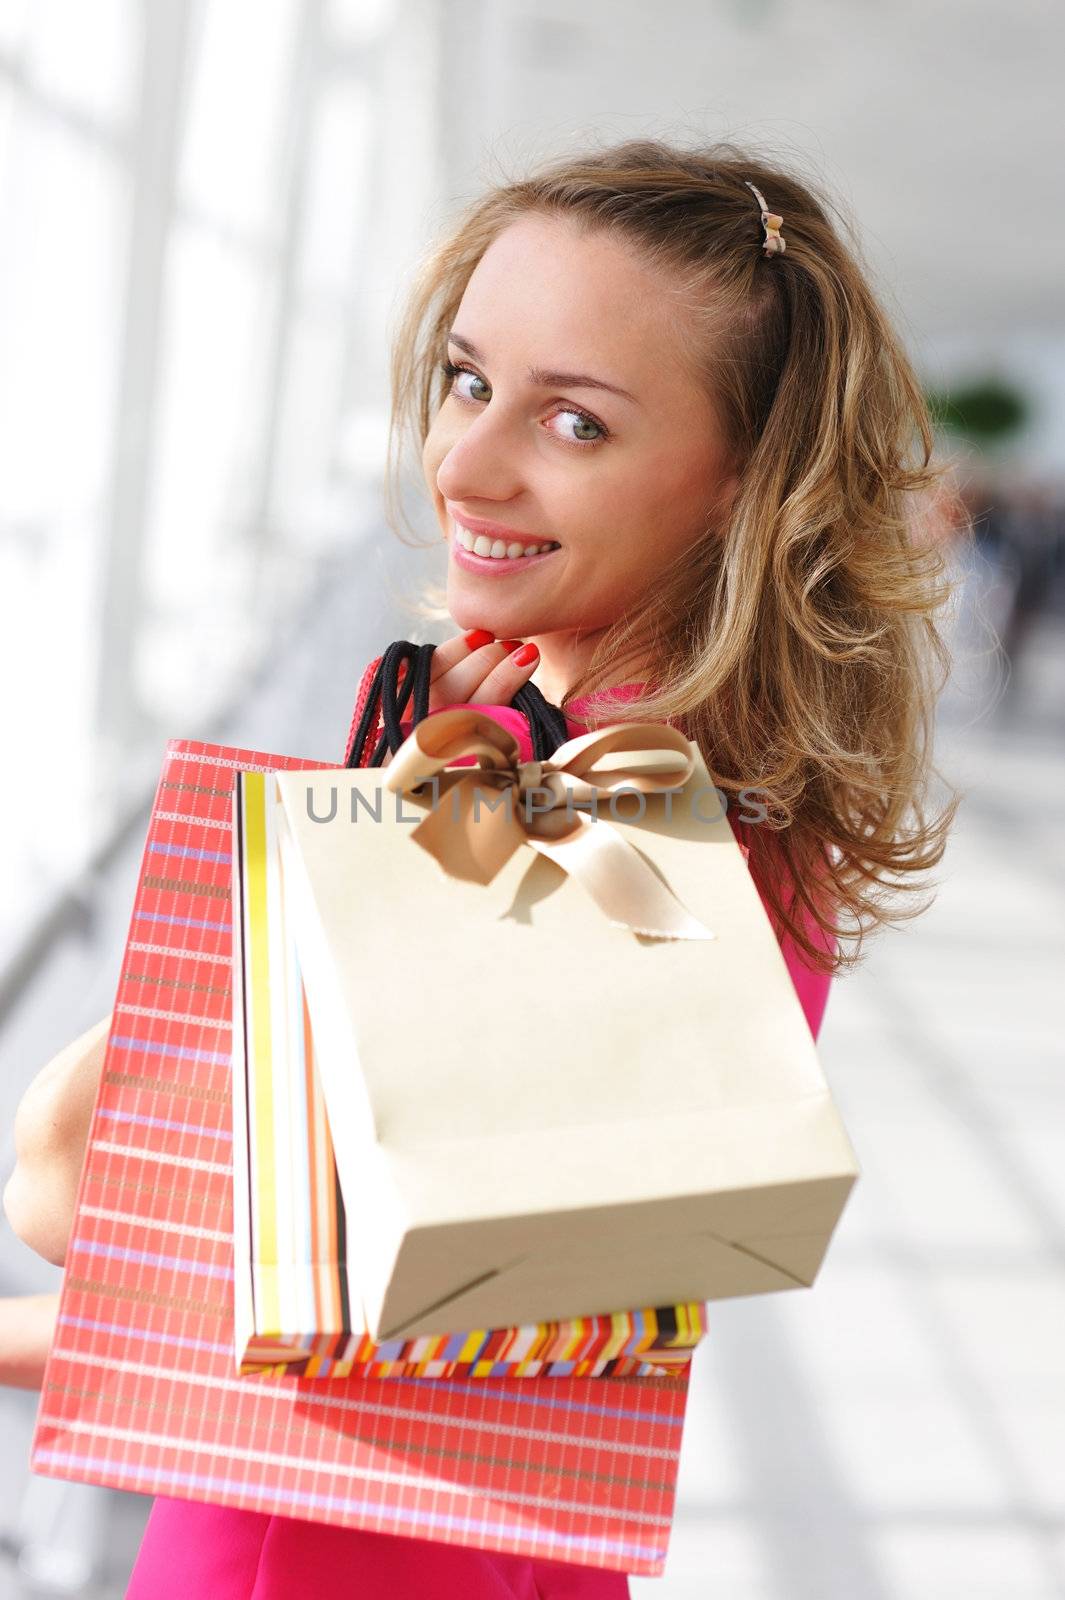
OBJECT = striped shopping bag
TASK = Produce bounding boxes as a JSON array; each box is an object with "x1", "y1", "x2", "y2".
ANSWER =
[{"x1": 30, "y1": 737, "x2": 694, "y2": 1578}]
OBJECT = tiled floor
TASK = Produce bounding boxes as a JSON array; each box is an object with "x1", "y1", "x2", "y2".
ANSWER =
[{"x1": 1, "y1": 552, "x2": 1061, "y2": 1597}]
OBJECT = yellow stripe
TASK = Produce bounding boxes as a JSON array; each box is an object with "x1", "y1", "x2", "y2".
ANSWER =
[
  {"x1": 560, "y1": 1321, "x2": 586, "y2": 1362},
  {"x1": 243, "y1": 772, "x2": 280, "y2": 1332},
  {"x1": 457, "y1": 1329, "x2": 485, "y2": 1363},
  {"x1": 605, "y1": 1310, "x2": 629, "y2": 1360}
]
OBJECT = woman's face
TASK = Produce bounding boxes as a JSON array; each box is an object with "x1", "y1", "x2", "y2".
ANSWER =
[{"x1": 422, "y1": 213, "x2": 739, "y2": 669}]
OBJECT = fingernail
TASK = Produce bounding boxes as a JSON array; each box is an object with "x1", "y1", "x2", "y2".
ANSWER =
[
  {"x1": 499, "y1": 639, "x2": 523, "y2": 653},
  {"x1": 464, "y1": 628, "x2": 495, "y2": 649},
  {"x1": 513, "y1": 643, "x2": 539, "y2": 667}
]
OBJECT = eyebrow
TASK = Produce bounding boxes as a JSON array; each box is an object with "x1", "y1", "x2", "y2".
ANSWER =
[{"x1": 447, "y1": 331, "x2": 640, "y2": 405}]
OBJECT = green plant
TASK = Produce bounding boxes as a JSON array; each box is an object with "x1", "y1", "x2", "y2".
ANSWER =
[{"x1": 925, "y1": 376, "x2": 1031, "y2": 444}]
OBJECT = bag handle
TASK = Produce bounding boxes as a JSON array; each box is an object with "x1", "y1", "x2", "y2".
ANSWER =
[{"x1": 344, "y1": 640, "x2": 570, "y2": 769}]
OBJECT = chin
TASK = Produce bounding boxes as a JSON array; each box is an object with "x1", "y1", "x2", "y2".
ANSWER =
[{"x1": 446, "y1": 581, "x2": 519, "y2": 636}]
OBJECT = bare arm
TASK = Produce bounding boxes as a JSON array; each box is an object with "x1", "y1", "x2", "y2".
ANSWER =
[
  {"x1": 0, "y1": 1292, "x2": 60, "y2": 1389},
  {"x1": 3, "y1": 1013, "x2": 111, "y2": 1267}
]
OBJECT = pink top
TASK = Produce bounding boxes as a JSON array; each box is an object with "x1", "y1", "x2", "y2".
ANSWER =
[{"x1": 127, "y1": 682, "x2": 833, "y2": 1598}]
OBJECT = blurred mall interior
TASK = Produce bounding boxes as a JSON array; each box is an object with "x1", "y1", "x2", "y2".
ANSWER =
[{"x1": 0, "y1": 1, "x2": 1062, "y2": 1595}]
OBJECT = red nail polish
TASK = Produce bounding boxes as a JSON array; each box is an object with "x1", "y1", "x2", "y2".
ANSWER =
[
  {"x1": 464, "y1": 628, "x2": 495, "y2": 649},
  {"x1": 499, "y1": 639, "x2": 523, "y2": 653},
  {"x1": 513, "y1": 643, "x2": 539, "y2": 667}
]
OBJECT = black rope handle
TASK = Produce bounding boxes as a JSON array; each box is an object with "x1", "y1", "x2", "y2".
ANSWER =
[
  {"x1": 344, "y1": 641, "x2": 570, "y2": 769},
  {"x1": 511, "y1": 679, "x2": 571, "y2": 760}
]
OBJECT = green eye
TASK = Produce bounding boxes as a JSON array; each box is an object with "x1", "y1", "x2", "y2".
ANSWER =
[
  {"x1": 442, "y1": 359, "x2": 488, "y2": 400},
  {"x1": 440, "y1": 358, "x2": 611, "y2": 450}
]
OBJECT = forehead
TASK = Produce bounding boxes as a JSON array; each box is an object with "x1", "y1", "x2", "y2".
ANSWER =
[{"x1": 455, "y1": 214, "x2": 701, "y2": 393}]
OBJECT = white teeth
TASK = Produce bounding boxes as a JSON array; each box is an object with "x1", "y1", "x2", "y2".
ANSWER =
[{"x1": 453, "y1": 523, "x2": 561, "y2": 560}]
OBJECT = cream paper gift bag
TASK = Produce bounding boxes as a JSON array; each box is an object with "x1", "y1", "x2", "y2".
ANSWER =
[
  {"x1": 270, "y1": 708, "x2": 860, "y2": 1341},
  {"x1": 231, "y1": 764, "x2": 706, "y2": 1379}
]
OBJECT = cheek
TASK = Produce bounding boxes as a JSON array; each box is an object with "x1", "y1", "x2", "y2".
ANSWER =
[
  {"x1": 557, "y1": 473, "x2": 662, "y2": 568},
  {"x1": 421, "y1": 424, "x2": 445, "y2": 493},
  {"x1": 605, "y1": 443, "x2": 721, "y2": 550},
  {"x1": 422, "y1": 414, "x2": 469, "y2": 529},
  {"x1": 422, "y1": 402, "x2": 465, "y2": 465}
]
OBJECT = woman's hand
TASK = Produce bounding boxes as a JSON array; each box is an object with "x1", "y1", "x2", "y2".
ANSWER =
[
  {"x1": 3, "y1": 1013, "x2": 111, "y2": 1267},
  {"x1": 377, "y1": 631, "x2": 540, "y2": 767},
  {"x1": 426, "y1": 629, "x2": 540, "y2": 710}
]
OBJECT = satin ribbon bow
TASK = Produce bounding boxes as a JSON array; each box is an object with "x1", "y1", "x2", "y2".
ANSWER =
[{"x1": 382, "y1": 707, "x2": 714, "y2": 941}]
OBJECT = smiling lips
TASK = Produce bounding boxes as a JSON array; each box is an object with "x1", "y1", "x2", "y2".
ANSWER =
[{"x1": 451, "y1": 519, "x2": 562, "y2": 566}]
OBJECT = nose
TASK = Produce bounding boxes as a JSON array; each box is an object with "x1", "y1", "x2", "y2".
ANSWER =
[{"x1": 435, "y1": 405, "x2": 525, "y2": 507}]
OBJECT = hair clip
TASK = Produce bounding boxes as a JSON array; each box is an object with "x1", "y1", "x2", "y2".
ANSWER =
[{"x1": 745, "y1": 181, "x2": 786, "y2": 256}]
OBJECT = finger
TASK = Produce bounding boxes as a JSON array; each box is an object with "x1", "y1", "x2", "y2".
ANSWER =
[
  {"x1": 427, "y1": 629, "x2": 498, "y2": 683},
  {"x1": 466, "y1": 641, "x2": 541, "y2": 705},
  {"x1": 428, "y1": 637, "x2": 526, "y2": 709}
]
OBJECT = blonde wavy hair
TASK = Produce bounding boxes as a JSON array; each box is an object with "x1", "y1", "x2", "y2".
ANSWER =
[{"x1": 385, "y1": 137, "x2": 963, "y2": 975}]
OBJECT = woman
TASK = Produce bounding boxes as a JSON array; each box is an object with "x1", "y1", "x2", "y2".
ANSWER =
[{"x1": 4, "y1": 137, "x2": 958, "y2": 1595}]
